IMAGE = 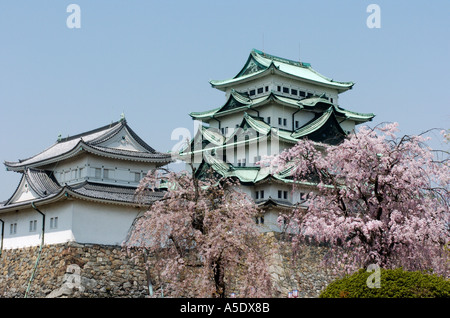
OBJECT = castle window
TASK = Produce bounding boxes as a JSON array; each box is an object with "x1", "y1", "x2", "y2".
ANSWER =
[
  {"x1": 278, "y1": 190, "x2": 282, "y2": 199},
  {"x1": 299, "y1": 91, "x2": 306, "y2": 97},
  {"x1": 291, "y1": 89, "x2": 298, "y2": 95},
  {"x1": 330, "y1": 98, "x2": 334, "y2": 103},
  {"x1": 255, "y1": 191, "x2": 259, "y2": 199},
  {"x1": 283, "y1": 118, "x2": 287, "y2": 126},
  {"x1": 260, "y1": 190, "x2": 264, "y2": 199},
  {"x1": 103, "y1": 169, "x2": 110, "y2": 179},
  {"x1": 134, "y1": 172, "x2": 141, "y2": 182},
  {"x1": 94, "y1": 168, "x2": 101, "y2": 179},
  {"x1": 10, "y1": 223, "x2": 17, "y2": 234},
  {"x1": 295, "y1": 120, "x2": 299, "y2": 129},
  {"x1": 282, "y1": 87, "x2": 289, "y2": 93},
  {"x1": 257, "y1": 87, "x2": 263, "y2": 94},
  {"x1": 249, "y1": 89, "x2": 255, "y2": 96},
  {"x1": 50, "y1": 217, "x2": 58, "y2": 229},
  {"x1": 266, "y1": 117, "x2": 271, "y2": 124},
  {"x1": 265, "y1": 86, "x2": 269, "y2": 92},
  {"x1": 277, "y1": 86, "x2": 281, "y2": 92},
  {"x1": 284, "y1": 191, "x2": 288, "y2": 199},
  {"x1": 78, "y1": 167, "x2": 84, "y2": 178},
  {"x1": 29, "y1": 220, "x2": 37, "y2": 232},
  {"x1": 237, "y1": 159, "x2": 247, "y2": 167},
  {"x1": 278, "y1": 118, "x2": 282, "y2": 125}
]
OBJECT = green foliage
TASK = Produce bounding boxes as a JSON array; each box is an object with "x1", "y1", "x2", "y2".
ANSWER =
[{"x1": 320, "y1": 268, "x2": 450, "y2": 298}]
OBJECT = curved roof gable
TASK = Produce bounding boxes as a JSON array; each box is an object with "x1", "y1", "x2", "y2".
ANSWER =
[
  {"x1": 190, "y1": 92, "x2": 374, "y2": 124},
  {"x1": 4, "y1": 120, "x2": 171, "y2": 171},
  {"x1": 210, "y1": 49, "x2": 354, "y2": 93},
  {"x1": 0, "y1": 168, "x2": 165, "y2": 212}
]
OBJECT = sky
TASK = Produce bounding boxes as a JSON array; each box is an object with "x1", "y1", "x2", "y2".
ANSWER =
[{"x1": 0, "y1": 0, "x2": 449, "y2": 197}]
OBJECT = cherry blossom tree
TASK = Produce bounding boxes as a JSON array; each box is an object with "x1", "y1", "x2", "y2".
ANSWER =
[
  {"x1": 272, "y1": 123, "x2": 449, "y2": 276},
  {"x1": 124, "y1": 167, "x2": 274, "y2": 298}
]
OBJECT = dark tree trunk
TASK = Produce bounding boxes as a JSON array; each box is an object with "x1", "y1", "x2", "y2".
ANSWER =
[{"x1": 212, "y1": 258, "x2": 225, "y2": 298}]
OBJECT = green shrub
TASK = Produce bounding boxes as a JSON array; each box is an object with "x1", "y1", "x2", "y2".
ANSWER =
[{"x1": 319, "y1": 268, "x2": 450, "y2": 298}]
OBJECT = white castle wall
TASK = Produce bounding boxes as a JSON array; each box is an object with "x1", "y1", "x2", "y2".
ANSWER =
[{"x1": 0, "y1": 199, "x2": 143, "y2": 250}]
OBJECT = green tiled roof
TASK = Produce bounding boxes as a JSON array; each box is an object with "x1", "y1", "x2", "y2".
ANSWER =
[
  {"x1": 291, "y1": 107, "x2": 334, "y2": 139},
  {"x1": 199, "y1": 125, "x2": 225, "y2": 145},
  {"x1": 242, "y1": 112, "x2": 271, "y2": 135},
  {"x1": 299, "y1": 97, "x2": 375, "y2": 122},
  {"x1": 189, "y1": 107, "x2": 221, "y2": 120},
  {"x1": 190, "y1": 93, "x2": 374, "y2": 123},
  {"x1": 181, "y1": 108, "x2": 349, "y2": 160},
  {"x1": 198, "y1": 151, "x2": 317, "y2": 187},
  {"x1": 210, "y1": 49, "x2": 354, "y2": 92}
]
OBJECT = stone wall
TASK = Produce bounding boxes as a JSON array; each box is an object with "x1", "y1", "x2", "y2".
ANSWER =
[
  {"x1": 0, "y1": 242, "x2": 148, "y2": 298},
  {"x1": 266, "y1": 233, "x2": 339, "y2": 298},
  {"x1": 0, "y1": 237, "x2": 337, "y2": 298}
]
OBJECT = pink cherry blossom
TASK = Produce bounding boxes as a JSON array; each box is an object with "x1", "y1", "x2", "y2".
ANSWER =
[
  {"x1": 124, "y1": 167, "x2": 274, "y2": 298},
  {"x1": 272, "y1": 123, "x2": 449, "y2": 277}
]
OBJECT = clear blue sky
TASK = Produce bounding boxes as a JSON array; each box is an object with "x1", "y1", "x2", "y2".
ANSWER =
[{"x1": 0, "y1": 0, "x2": 449, "y2": 197}]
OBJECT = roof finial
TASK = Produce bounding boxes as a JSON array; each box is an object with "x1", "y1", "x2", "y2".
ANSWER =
[
  {"x1": 262, "y1": 33, "x2": 264, "y2": 55},
  {"x1": 120, "y1": 112, "x2": 125, "y2": 122}
]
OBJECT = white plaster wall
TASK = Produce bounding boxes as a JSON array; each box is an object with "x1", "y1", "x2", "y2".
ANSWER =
[
  {"x1": 257, "y1": 209, "x2": 283, "y2": 233},
  {"x1": 270, "y1": 74, "x2": 340, "y2": 104},
  {"x1": 85, "y1": 156, "x2": 159, "y2": 186},
  {"x1": 225, "y1": 77, "x2": 272, "y2": 100},
  {"x1": 46, "y1": 153, "x2": 163, "y2": 187},
  {"x1": 0, "y1": 199, "x2": 146, "y2": 249},
  {"x1": 0, "y1": 201, "x2": 75, "y2": 249},
  {"x1": 225, "y1": 74, "x2": 340, "y2": 105},
  {"x1": 71, "y1": 200, "x2": 142, "y2": 246},
  {"x1": 85, "y1": 156, "x2": 157, "y2": 185},
  {"x1": 338, "y1": 119, "x2": 356, "y2": 134},
  {"x1": 293, "y1": 110, "x2": 316, "y2": 130}
]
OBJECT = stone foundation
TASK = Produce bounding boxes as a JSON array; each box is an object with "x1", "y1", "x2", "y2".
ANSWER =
[
  {"x1": 0, "y1": 242, "x2": 148, "y2": 298},
  {"x1": 0, "y1": 237, "x2": 337, "y2": 298}
]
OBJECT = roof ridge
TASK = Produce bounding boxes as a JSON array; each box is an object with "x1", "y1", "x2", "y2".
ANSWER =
[
  {"x1": 88, "y1": 121, "x2": 125, "y2": 145},
  {"x1": 252, "y1": 48, "x2": 311, "y2": 68},
  {"x1": 57, "y1": 120, "x2": 123, "y2": 143}
]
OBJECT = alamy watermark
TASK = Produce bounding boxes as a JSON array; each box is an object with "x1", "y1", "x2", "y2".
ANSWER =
[
  {"x1": 366, "y1": 263, "x2": 381, "y2": 288},
  {"x1": 366, "y1": 4, "x2": 381, "y2": 29},
  {"x1": 66, "y1": 4, "x2": 81, "y2": 29}
]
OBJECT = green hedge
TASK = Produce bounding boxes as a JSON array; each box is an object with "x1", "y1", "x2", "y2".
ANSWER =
[{"x1": 320, "y1": 268, "x2": 450, "y2": 298}]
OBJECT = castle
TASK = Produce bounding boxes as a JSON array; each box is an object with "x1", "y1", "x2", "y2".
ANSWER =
[
  {"x1": 0, "y1": 118, "x2": 171, "y2": 250},
  {"x1": 0, "y1": 49, "x2": 374, "y2": 297},
  {"x1": 179, "y1": 49, "x2": 374, "y2": 231}
]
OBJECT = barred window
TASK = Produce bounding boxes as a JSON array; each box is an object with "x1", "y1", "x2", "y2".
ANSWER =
[
  {"x1": 29, "y1": 220, "x2": 37, "y2": 232},
  {"x1": 50, "y1": 217, "x2": 58, "y2": 229}
]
